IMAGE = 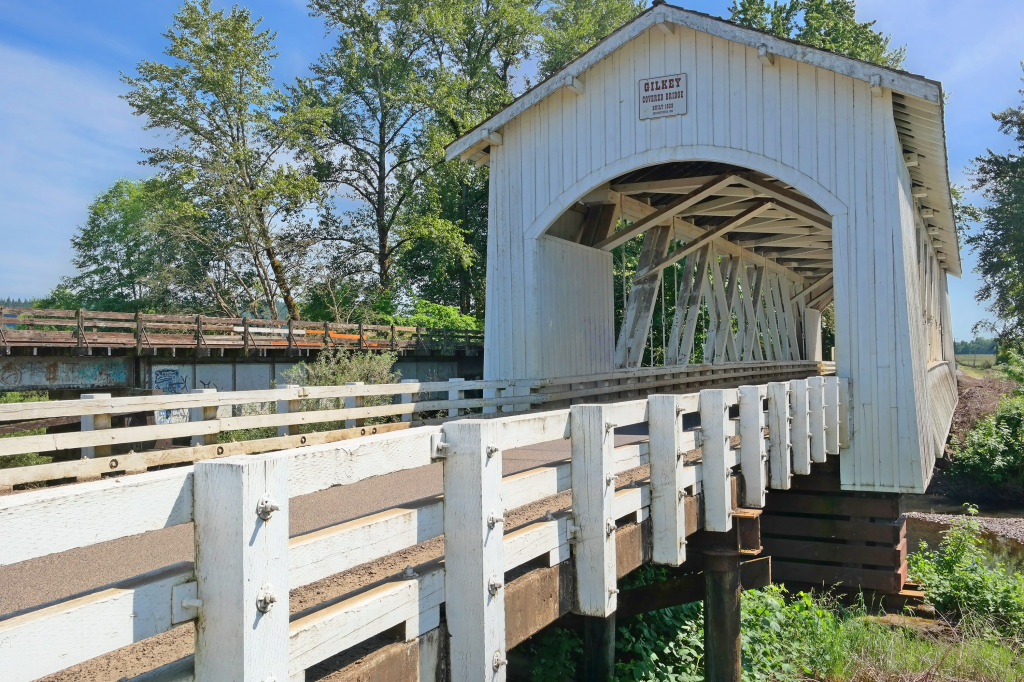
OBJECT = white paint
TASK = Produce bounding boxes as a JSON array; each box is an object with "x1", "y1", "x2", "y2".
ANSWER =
[
  {"x1": 193, "y1": 452, "x2": 290, "y2": 681},
  {"x1": 570, "y1": 404, "x2": 617, "y2": 616},
  {"x1": 649, "y1": 394, "x2": 691, "y2": 565},
  {"x1": 738, "y1": 385, "x2": 767, "y2": 507},
  {"x1": 766, "y1": 382, "x2": 792, "y2": 489},
  {"x1": 441, "y1": 420, "x2": 506, "y2": 681},
  {"x1": 699, "y1": 390, "x2": 733, "y2": 532}
]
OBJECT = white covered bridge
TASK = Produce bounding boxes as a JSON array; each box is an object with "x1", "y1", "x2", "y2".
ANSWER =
[
  {"x1": 451, "y1": 2, "x2": 959, "y2": 495},
  {"x1": 0, "y1": 4, "x2": 959, "y2": 682}
]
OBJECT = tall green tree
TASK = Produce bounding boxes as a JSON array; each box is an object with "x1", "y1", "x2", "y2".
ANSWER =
[
  {"x1": 298, "y1": 0, "x2": 469, "y2": 315},
  {"x1": 967, "y1": 65, "x2": 1024, "y2": 342},
  {"x1": 538, "y1": 0, "x2": 645, "y2": 78},
  {"x1": 728, "y1": 0, "x2": 905, "y2": 68},
  {"x1": 44, "y1": 178, "x2": 182, "y2": 313},
  {"x1": 121, "y1": 0, "x2": 325, "y2": 319},
  {"x1": 402, "y1": 0, "x2": 543, "y2": 316}
]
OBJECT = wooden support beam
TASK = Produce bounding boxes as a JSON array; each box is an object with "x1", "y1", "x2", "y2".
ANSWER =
[
  {"x1": 595, "y1": 174, "x2": 736, "y2": 251},
  {"x1": 732, "y1": 172, "x2": 832, "y2": 225},
  {"x1": 766, "y1": 382, "x2": 792, "y2": 489},
  {"x1": 636, "y1": 201, "x2": 775, "y2": 279},
  {"x1": 610, "y1": 174, "x2": 720, "y2": 195},
  {"x1": 615, "y1": 226, "x2": 672, "y2": 368}
]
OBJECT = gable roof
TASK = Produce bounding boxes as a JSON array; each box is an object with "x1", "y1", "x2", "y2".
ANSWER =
[{"x1": 445, "y1": 3, "x2": 960, "y2": 275}]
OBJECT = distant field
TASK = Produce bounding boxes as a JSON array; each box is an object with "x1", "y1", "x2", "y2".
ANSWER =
[{"x1": 956, "y1": 353, "x2": 997, "y2": 368}]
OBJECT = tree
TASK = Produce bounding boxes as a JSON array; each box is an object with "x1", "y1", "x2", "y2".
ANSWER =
[
  {"x1": 300, "y1": 0, "x2": 454, "y2": 303},
  {"x1": 400, "y1": 0, "x2": 543, "y2": 316},
  {"x1": 121, "y1": 0, "x2": 325, "y2": 319},
  {"x1": 45, "y1": 178, "x2": 182, "y2": 313},
  {"x1": 967, "y1": 65, "x2": 1024, "y2": 342},
  {"x1": 728, "y1": 0, "x2": 905, "y2": 68},
  {"x1": 538, "y1": 0, "x2": 645, "y2": 78}
]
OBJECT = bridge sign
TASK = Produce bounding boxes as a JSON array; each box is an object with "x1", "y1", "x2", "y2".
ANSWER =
[{"x1": 638, "y1": 73, "x2": 687, "y2": 120}]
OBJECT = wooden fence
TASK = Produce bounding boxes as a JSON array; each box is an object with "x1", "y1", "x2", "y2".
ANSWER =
[
  {"x1": 0, "y1": 306, "x2": 483, "y2": 355},
  {"x1": 0, "y1": 361, "x2": 825, "y2": 489},
  {"x1": 0, "y1": 370, "x2": 845, "y2": 681}
]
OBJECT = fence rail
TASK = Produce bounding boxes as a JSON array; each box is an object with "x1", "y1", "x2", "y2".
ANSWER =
[
  {"x1": 0, "y1": 306, "x2": 483, "y2": 355},
  {"x1": 0, "y1": 361, "x2": 826, "y2": 490},
  {"x1": 0, "y1": 366, "x2": 844, "y2": 682}
]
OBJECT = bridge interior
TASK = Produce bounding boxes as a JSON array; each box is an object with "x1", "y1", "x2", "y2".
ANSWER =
[{"x1": 544, "y1": 161, "x2": 834, "y2": 370}]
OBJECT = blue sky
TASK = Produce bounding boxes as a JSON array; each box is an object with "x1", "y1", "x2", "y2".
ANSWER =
[{"x1": 0, "y1": 0, "x2": 1021, "y2": 340}]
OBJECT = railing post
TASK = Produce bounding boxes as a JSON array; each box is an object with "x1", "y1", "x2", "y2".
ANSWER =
[
  {"x1": 766, "y1": 382, "x2": 792, "y2": 490},
  {"x1": 649, "y1": 394, "x2": 689, "y2": 566},
  {"x1": 789, "y1": 379, "x2": 811, "y2": 475},
  {"x1": 482, "y1": 387, "x2": 498, "y2": 415},
  {"x1": 276, "y1": 384, "x2": 301, "y2": 437},
  {"x1": 738, "y1": 385, "x2": 768, "y2": 508},
  {"x1": 189, "y1": 388, "x2": 219, "y2": 446},
  {"x1": 448, "y1": 378, "x2": 465, "y2": 418},
  {"x1": 824, "y1": 375, "x2": 840, "y2": 455},
  {"x1": 80, "y1": 393, "x2": 112, "y2": 459},
  {"x1": 193, "y1": 452, "x2": 290, "y2": 681},
  {"x1": 570, "y1": 404, "x2": 618, "y2": 681},
  {"x1": 699, "y1": 389, "x2": 733, "y2": 532},
  {"x1": 344, "y1": 382, "x2": 364, "y2": 429},
  {"x1": 807, "y1": 375, "x2": 826, "y2": 463},
  {"x1": 441, "y1": 419, "x2": 506, "y2": 681},
  {"x1": 400, "y1": 378, "x2": 417, "y2": 423}
]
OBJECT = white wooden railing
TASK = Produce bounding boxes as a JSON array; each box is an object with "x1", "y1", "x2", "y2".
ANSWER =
[{"x1": 0, "y1": 373, "x2": 845, "y2": 682}]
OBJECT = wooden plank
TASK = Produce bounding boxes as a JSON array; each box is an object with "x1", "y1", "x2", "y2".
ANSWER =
[
  {"x1": 789, "y1": 379, "x2": 811, "y2": 476},
  {"x1": 649, "y1": 394, "x2": 690, "y2": 566},
  {"x1": 0, "y1": 563, "x2": 193, "y2": 682},
  {"x1": 771, "y1": 560, "x2": 905, "y2": 593},
  {"x1": 286, "y1": 427, "x2": 438, "y2": 498},
  {"x1": 0, "y1": 467, "x2": 192, "y2": 566},
  {"x1": 760, "y1": 491, "x2": 901, "y2": 517},
  {"x1": 570, "y1": 404, "x2": 617, "y2": 616},
  {"x1": 738, "y1": 385, "x2": 767, "y2": 507},
  {"x1": 766, "y1": 382, "x2": 792, "y2": 490},
  {"x1": 699, "y1": 390, "x2": 733, "y2": 532},
  {"x1": 760, "y1": 515, "x2": 904, "y2": 544},
  {"x1": 288, "y1": 566, "x2": 444, "y2": 678},
  {"x1": 763, "y1": 537, "x2": 906, "y2": 566},
  {"x1": 441, "y1": 419, "x2": 507, "y2": 679},
  {"x1": 289, "y1": 497, "x2": 443, "y2": 589},
  {"x1": 0, "y1": 379, "x2": 516, "y2": 423},
  {"x1": 807, "y1": 376, "x2": 827, "y2": 463},
  {"x1": 193, "y1": 452, "x2": 290, "y2": 681},
  {"x1": 824, "y1": 375, "x2": 840, "y2": 455},
  {"x1": 0, "y1": 421, "x2": 412, "y2": 489}
]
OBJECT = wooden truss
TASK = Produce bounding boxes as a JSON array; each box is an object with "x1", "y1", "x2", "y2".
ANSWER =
[{"x1": 587, "y1": 170, "x2": 833, "y2": 369}]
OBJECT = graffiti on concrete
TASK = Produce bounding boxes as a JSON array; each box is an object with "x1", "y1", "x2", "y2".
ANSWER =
[
  {"x1": 152, "y1": 366, "x2": 191, "y2": 424},
  {"x1": 0, "y1": 357, "x2": 130, "y2": 390}
]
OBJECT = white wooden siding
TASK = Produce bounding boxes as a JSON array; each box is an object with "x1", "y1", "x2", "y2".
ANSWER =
[{"x1": 484, "y1": 23, "x2": 941, "y2": 492}]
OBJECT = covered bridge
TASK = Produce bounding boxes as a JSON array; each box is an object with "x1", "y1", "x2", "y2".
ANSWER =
[{"x1": 447, "y1": 2, "x2": 960, "y2": 496}]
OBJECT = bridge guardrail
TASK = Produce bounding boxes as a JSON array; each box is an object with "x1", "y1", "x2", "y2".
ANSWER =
[
  {"x1": 0, "y1": 306, "x2": 484, "y2": 355},
  {"x1": 0, "y1": 372, "x2": 846, "y2": 681}
]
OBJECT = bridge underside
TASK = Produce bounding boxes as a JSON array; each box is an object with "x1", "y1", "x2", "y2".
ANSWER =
[{"x1": 543, "y1": 161, "x2": 834, "y2": 376}]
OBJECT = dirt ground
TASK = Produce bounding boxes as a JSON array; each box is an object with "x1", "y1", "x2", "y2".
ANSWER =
[{"x1": 945, "y1": 370, "x2": 1016, "y2": 450}]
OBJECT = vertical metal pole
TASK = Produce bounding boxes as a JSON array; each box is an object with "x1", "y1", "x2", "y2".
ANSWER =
[{"x1": 704, "y1": 547, "x2": 742, "y2": 682}]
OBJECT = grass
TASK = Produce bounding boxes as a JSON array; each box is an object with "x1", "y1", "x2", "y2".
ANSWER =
[
  {"x1": 957, "y1": 353, "x2": 997, "y2": 369},
  {"x1": 0, "y1": 391, "x2": 53, "y2": 470}
]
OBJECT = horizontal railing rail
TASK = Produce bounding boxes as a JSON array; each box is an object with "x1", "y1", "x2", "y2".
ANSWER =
[
  {"x1": 0, "y1": 370, "x2": 846, "y2": 682},
  {"x1": 0, "y1": 306, "x2": 483, "y2": 354}
]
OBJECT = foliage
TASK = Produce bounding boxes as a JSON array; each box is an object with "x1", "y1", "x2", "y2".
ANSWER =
[
  {"x1": 955, "y1": 336, "x2": 999, "y2": 355},
  {"x1": 0, "y1": 391, "x2": 52, "y2": 470},
  {"x1": 909, "y1": 504, "x2": 1024, "y2": 639},
  {"x1": 281, "y1": 347, "x2": 399, "y2": 388},
  {"x1": 525, "y1": 576, "x2": 1023, "y2": 681},
  {"x1": 999, "y1": 347, "x2": 1024, "y2": 390},
  {"x1": 949, "y1": 395, "x2": 1024, "y2": 501},
  {"x1": 122, "y1": 0, "x2": 328, "y2": 319},
  {"x1": 39, "y1": 178, "x2": 193, "y2": 313},
  {"x1": 384, "y1": 298, "x2": 481, "y2": 330},
  {"x1": 537, "y1": 0, "x2": 645, "y2": 79},
  {"x1": 966, "y1": 65, "x2": 1024, "y2": 343},
  {"x1": 728, "y1": 0, "x2": 906, "y2": 68}
]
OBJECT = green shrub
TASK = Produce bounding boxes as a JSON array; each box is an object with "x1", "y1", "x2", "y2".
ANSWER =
[
  {"x1": 908, "y1": 504, "x2": 1024, "y2": 639},
  {"x1": 383, "y1": 299, "x2": 481, "y2": 330},
  {"x1": 949, "y1": 396, "x2": 1024, "y2": 500},
  {"x1": 0, "y1": 391, "x2": 53, "y2": 470}
]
